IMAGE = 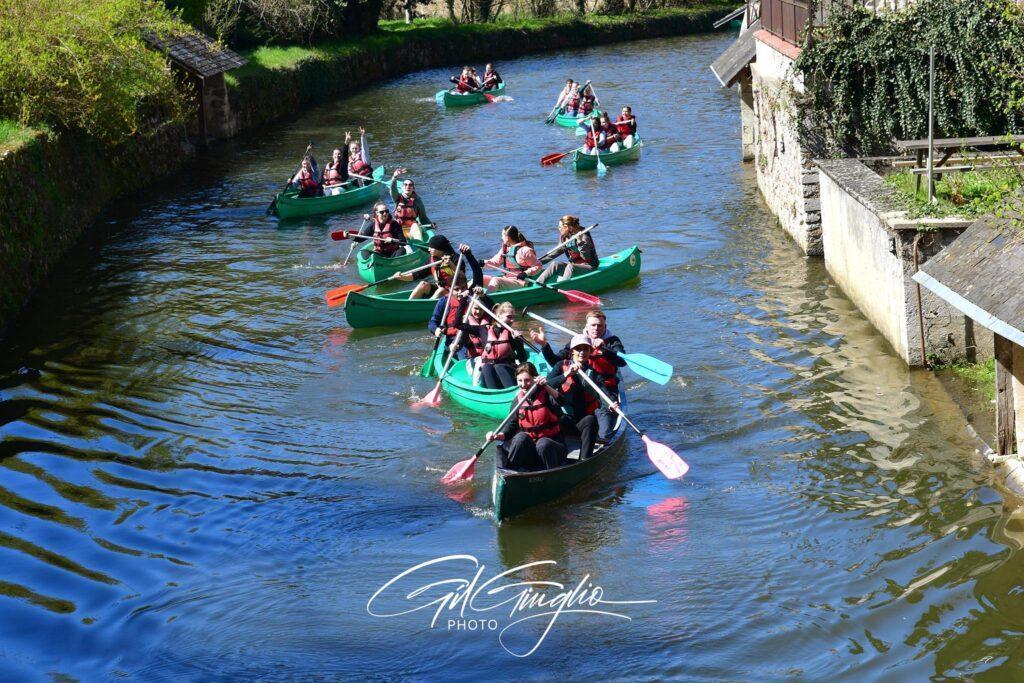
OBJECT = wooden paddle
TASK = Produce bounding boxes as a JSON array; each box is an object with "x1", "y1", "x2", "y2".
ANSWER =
[
  {"x1": 441, "y1": 383, "x2": 541, "y2": 483},
  {"x1": 419, "y1": 251, "x2": 466, "y2": 378},
  {"x1": 571, "y1": 367, "x2": 689, "y2": 479},
  {"x1": 485, "y1": 263, "x2": 601, "y2": 307},
  {"x1": 324, "y1": 260, "x2": 435, "y2": 308},
  {"x1": 524, "y1": 310, "x2": 674, "y2": 386},
  {"x1": 537, "y1": 223, "x2": 599, "y2": 262}
]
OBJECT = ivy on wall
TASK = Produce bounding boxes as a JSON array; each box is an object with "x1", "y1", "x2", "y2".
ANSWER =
[{"x1": 794, "y1": 0, "x2": 1024, "y2": 157}]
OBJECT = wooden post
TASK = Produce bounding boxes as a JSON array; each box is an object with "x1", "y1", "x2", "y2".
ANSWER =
[{"x1": 996, "y1": 333, "x2": 1017, "y2": 455}]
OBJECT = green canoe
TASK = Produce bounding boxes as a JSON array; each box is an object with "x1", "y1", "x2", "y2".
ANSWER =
[
  {"x1": 492, "y1": 393, "x2": 628, "y2": 521},
  {"x1": 355, "y1": 225, "x2": 435, "y2": 283},
  {"x1": 572, "y1": 137, "x2": 644, "y2": 171},
  {"x1": 274, "y1": 166, "x2": 385, "y2": 219},
  {"x1": 436, "y1": 83, "x2": 506, "y2": 107},
  {"x1": 343, "y1": 245, "x2": 642, "y2": 329},
  {"x1": 553, "y1": 108, "x2": 601, "y2": 128},
  {"x1": 427, "y1": 344, "x2": 552, "y2": 419}
]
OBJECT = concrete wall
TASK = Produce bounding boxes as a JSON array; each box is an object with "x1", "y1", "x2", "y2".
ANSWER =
[
  {"x1": 738, "y1": 73, "x2": 755, "y2": 162},
  {"x1": 817, "y1": 159, "x2": 978, "y2": 367},
  {"x1": 1017, "y1": 342, "x2": 1024, "y2": 456},
  {"x1": 749, "y1": 33, "x2": 821, "y2": 255}
]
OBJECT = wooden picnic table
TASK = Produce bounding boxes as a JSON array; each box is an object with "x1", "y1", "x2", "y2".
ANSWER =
[{"x1": 895, "y1": 135, "x2": 1024, "y2": 190}]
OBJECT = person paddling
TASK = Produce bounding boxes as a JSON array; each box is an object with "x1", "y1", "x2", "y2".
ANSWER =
[
  {"x1": 489, "y1": 362, "x2": 567, "y2": 472},
  {"x1": 481, "y1": 63, "x2": 503, "y2": 90},
  {"x1": 555, "y1": 79, "x2": 577, "y2": 113},
  {"x1": 322, "y1": 147, "x2": 350, "y2": 196},
  {"x1": 532, "y1": 309, "x2": 624, "y2": 441},
  {"x1": 615, "y1": 106, "x2": 637, "y2": 149},
  {"x1": 453, "y1": 66, "x2": 481, "y2": 93},
  {"x1": 584, "y1": 113, "x2": 620, "y2": 155},
  {"x1": 395, "y1": 236, "x2": 476, "y2": 300},
  {"x1": 347, "y1": 128, "x2": 373, "y2": 187},
  {"x1": 427, "y1": 271, "x2": 491, "y2": 360},
  {"x1": 290, "y1": 146, "x2": 321, "y2": 197},
  {"x1": 389, "y1": 168, "x2": 431, "y2": 236},
  {"x1": 543, "y1": 335, "x2": 613, "y2": 461},
  {"x1": 354, "y1": 203, "x2": 406, "y2": 258},
  {"x1": 579, "y1": 87, "x2": 596, "y2": 118},
  {"x1": 483, "y1": 225, "x2": 543, "y2": 292},
  {"x1": 537, "y1": 215, "x2": 599, "y2": 284},
  {"x1": 463, "y1": 301, "x2": 529, "y2": 389}
]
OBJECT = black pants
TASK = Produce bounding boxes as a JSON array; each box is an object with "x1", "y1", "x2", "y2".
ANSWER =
[
  {"x1": 595, "y1": 407, "x2": 616, "y2": 441},
  {"x1": 498, "y1": 432, "x2": 566, "y2": 471},
  {"x1": 480, "y1": 362, "x2": 515, "y2": 389},
  {"x1": 561, "y1": 414, "x2": 598, "y2": 461}
]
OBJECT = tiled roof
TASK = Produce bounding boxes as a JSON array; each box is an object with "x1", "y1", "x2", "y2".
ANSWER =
[{"x1": 144, "y1": 31, "x2": 246, "y2": 78}]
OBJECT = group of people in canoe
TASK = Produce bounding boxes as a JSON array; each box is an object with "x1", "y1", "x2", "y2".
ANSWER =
[
  {"x1": 289, "y1": 129, "x2": 375, "y2": 198},
  {"x1": 450, "y1": 64, "x2": 504, "y2": 93},
  {"x1": 551, "y1": 79, "x2": 639, "y2": 155}
]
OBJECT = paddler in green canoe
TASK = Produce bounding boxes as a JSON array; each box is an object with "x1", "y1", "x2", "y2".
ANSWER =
[
  {"x1": 489, "y1": 362, "x2": 568, "y2": 471},
  {"x1": 393, "y1": 235, "x2": 471, "y2": 300},
  {"x1": 536, "y1": 214, "x2": 599, "y2": 284},
  {"x1": 389, "y1": 168, "x2": 431, "y2": 240},
  {"x1": 483, "y1": 225, "x2": 543, "y2": 292}
]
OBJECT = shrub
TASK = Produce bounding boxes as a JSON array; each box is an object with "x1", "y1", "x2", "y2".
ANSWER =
[{"x1": 0, "y1": 0, "x2": 190, "y2": 145}]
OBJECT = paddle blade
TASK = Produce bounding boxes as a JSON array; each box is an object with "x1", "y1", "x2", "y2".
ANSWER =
[
  {"x1": 541, "y1": 152, "x2": 568, "y2": 166},
  {"x1": 483, "y1": 93, "x2": 496, "y2": 102},
  {"x1": 325, "y1": 285, "x2": 363, "y2": 307},
  {"x1": 441, "y1": 455, "x2": 477, "y2": 483},
  {"x1": 331, "y1": 230, "x2": 349, "y2": 241},
  {"x1": 596, "y1": 158, "x2": 608, "y2": 177},
  {"x1": 642, "y1": 435, "x2": 689, "y2": 480},
  {"x1": 560, "y1": 289, "x2": 602, "y2": 306},
  {"x1": 623, "y1": 353, "x2": 673, "y2": 385},
  {"x1": 420, "y1": 349, "x2": 437, "y2": 378},
  {"x1": 413, "y1": 383, "x2": 443, "y2": 409}
]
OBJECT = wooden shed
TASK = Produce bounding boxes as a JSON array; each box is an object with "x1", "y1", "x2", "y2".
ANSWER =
[
  {"x1": 144, "y1": 31, "x2": 246, "y2": 144},
  {"x1": 913, "y1": 203, "x2": 1024, "y2": 458}
]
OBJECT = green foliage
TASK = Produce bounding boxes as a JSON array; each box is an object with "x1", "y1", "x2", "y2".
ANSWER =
[
  {"x1": 886, "y1": 163, "x2": 1024, "y2": 218},
  {"x1": 0, "y1": 0, "x2": 190, "y2": 145},
  {"x1": 0, "y1": 118, "x2": 42, "y2": 152},
  {"x1": 795, "y1": 0, "x2": 1024, "y2": 156},
  {"x1": 945, "y1": 358, "x2": 996, "y2": 402}
]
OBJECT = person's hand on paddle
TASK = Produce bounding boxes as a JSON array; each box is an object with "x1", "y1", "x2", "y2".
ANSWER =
[
  {"x1": 362, "y1": 213, "x2": 371, "y2": 221},
  {"x1": 485, "y1": 431, "x2": 504, "y2": 442},
  {"x1": 608, "y1": 401, "x2": 620, "y2": 415},
  {"x1": 535, "y1": 376, "x2": 547, "y2": 388},
  {"x1": 458, "y1": 243, "x2": 472, "y2": 255},
  {"x1": 567, "y1": 362, "x2": 582, "y2": 374},
  {"x1": 529, "y1": 325, "x2": 546, "y2": 346},
  {"x1": 591, "y1": 337, "x2": 604, "y2": 349},
  {"x1": 434, "y1": 327, "x2": 443, "y2": 338}
]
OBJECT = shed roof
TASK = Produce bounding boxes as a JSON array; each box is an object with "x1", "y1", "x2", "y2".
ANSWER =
[
  {"x1": 913, "y1": 196, "x2": 1024, "y2": 347},
  {"x1": 144, "y1": 31, "x2": 246, "y2": 78},
  {"x1": 710, "y1": 19, "x2": 759, "y2": 88}
]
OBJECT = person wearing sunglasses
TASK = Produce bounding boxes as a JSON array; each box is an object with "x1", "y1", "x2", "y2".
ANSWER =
[
  {"x1": 389, "y1": 167, "x2": 431, "y2": 238},
  {"x1": 357, "y1": 203, "x2": 407, "y2": 257}
]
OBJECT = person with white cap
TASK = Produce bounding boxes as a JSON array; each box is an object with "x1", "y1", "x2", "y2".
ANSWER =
[
  {"x1": 544, "y1": 334, "x2": 613, "y2": 461},
  {"x1": 531, "y1": 309, "x2": 625, "y2": 441},
  {"x1": 489, "y1": 362, "x2": 567, "y2": 472}
]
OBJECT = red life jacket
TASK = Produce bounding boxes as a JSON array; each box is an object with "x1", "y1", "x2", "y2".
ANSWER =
[
  {"x1": 323, "y1": 162, "x2": 344, "y2": 185},
  {"x1": 559, "y1": 360, "x2": 600, "y2": 416},
  {"x1": 349, "y1": 157, "x2": 372, "y2": 179},
  {"x1": 465, "y1": 314, "x2": 486, "y2": 357},
  {"x1": 483, "y1": 71, "x2": 500, "y2": 89},
  {"x1": 372, "y1": 218, "x2": 403, "y2": 256},
  {"x1": 585, "y1": 127, "x2": 599, "y2": 149},
  {"x1": 616, "y1": 115, "x2": 636, "y2": 137},
  {"x1": 588, "y1": 344, "x2": 619, "y2": 391},
  {"x1": 395, "y1": 193, "x2": 418, "y2": 226},
  {"x1": 297, "y1": 168, "x2": 318, "y2": 191},
  {"x1": 568, "y1": 92, "x2": 581, "y2": 109},
  {"x1": 481, "y1": 326, "x2": 514, "y2": 364},
  {"x1": 580, "y1": 97, "x2": 594, "y2": 116},
  {"x1": 444, "y1": 295, "x2": 469, "y2": 337},
  {"x1": 565, "y1": 237, "x2": 590, "y2": 265},
  {"x1": 457, "y1": 76, "x2": 473, "y2": 93},
  {"x1": 430, "y1": 257, "x2": 455, "y2": 290},
  {"x1": 516, "y1": 391, "x2": 562, "y2": 441}
]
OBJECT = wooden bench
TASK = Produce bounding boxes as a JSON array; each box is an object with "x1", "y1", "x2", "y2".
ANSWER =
[{"x1": 895, "y1": 135, "x2": 1024, "y2": 191}]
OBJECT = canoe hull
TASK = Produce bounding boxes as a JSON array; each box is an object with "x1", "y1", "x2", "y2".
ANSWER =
[
  {"x1": 429, "y1": 345, "x2": 551, "y2": 419},
  {"x1": 343, "y1": 245, "x2": 641, "y2": 328},
  {"x1": 492, "y1": 398, "x2": 628, "y2": 521},
  {"x1": 553, "y1": 109, "x2": 602, "y2": 128},
  {"x1": 572, "y1": 138, "x2": 643, "y2": 171},
  {"x1": 355, "y1": 227, "x2": 435, "y2": 283},
  {"x1": 274, "y1": 166, "x2": 385, "y2": 219},
  {"x1": 438, "y1": 83, "x2": 506, "y2": 107}
]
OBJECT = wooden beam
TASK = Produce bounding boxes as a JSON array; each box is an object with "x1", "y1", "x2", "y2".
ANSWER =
[{"x1": 996, "y1": 334, "x2": 1017, "y2": 455}]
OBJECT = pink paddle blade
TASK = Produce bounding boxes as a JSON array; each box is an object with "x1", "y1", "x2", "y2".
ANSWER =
[
  {"x1": 412, "y1": 383, "x2": 443, "y2": 409},
  {"x1": 441, "y1": 456, "x2": 476, "y2": 483},
  {"x1": 562, "y1": 289, "x2": 601, "y2": 306},
  {"x1": 642, "y1": 435, "x2": 689, "y2": 479}
]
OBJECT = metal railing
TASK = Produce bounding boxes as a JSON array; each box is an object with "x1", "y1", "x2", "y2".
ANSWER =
[{"x1": 759, "y1": 0, "x2": 917, "y2": 46}]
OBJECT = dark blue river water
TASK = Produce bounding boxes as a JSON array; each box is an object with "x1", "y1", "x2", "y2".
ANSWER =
[{"x1": 1, "y1": 31, "x2": 1022, "y2": 681}]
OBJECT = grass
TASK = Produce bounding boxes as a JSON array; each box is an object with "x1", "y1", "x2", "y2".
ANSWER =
[
  {"x1": 0, "y1": 119, "x2": 41, "y2": 154},
  {"x1": 226, "y1": 5, "x2": 734, "y2": 86},
  {"x1": 886, "y1": 165, "x2": 1024, "y2": 219},
  {"x1": 947, "y1": 358, "x2": 996, "y2": 402}
]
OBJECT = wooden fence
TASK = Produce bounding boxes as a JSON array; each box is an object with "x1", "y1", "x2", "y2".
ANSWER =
[{"x1": 759, "y1": 0, "x2": 917, "y2": 45}]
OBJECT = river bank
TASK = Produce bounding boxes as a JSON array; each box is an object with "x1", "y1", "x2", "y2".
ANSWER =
[{"x1": 0, "y1": 5, "x2": 732, "y2": 339}]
